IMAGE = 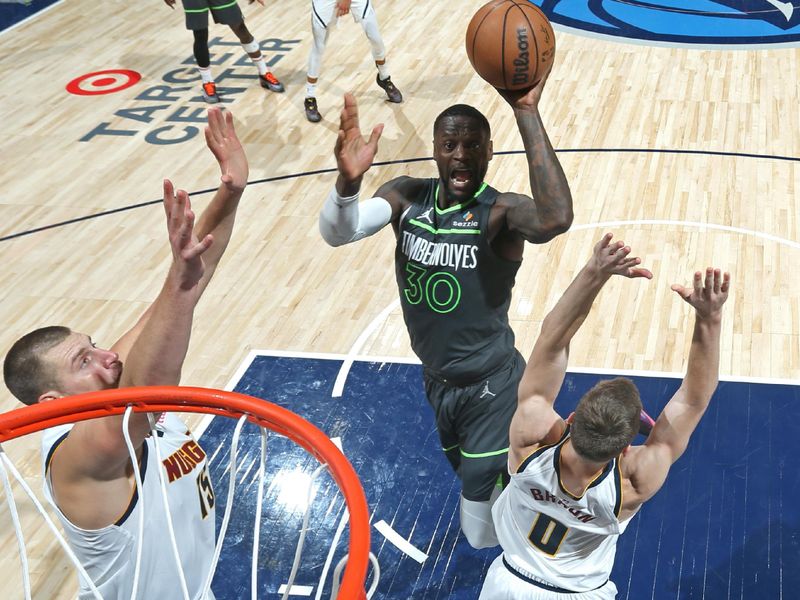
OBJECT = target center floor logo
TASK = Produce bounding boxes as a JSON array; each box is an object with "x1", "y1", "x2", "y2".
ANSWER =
[
  {"x1": 531, "y1": 0, "x2": 800, "y2": 46},
  {"x1": 76, "y1": 37, "x2": 299, "y2": 146}
]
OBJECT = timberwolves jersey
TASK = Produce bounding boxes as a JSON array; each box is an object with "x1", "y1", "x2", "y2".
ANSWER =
[
  {"x1": 42, "y1": 413, "x2": 216, "y2": 600},
  {"x1": 493, "y1": 427, "x2": 631, "y2": 592},
  {"x1": 395, "y1": 179, "x2": 521, "y2": 382}
]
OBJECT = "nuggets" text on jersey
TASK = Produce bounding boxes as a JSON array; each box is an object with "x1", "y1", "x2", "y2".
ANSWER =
[{"x1": 162, "y1": 440, "x2": 207, "y2": 483}]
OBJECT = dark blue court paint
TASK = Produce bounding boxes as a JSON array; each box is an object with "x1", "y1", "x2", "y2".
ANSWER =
[{"x1": 202, "y1": 355, "x2": 800, "y2": 599}]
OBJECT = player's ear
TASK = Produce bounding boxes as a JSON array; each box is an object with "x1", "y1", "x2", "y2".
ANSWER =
[
  {"x1": 487, "y1": 140, "x2": 494, "y2": 161},
  {"x1": 38, "y1": 390, "x2": 63, "y2": 404}
]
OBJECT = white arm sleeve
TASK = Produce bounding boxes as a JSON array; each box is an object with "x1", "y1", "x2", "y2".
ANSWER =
[{"x1": 318, "y1": 187, "x2": 393, "y2": 247}]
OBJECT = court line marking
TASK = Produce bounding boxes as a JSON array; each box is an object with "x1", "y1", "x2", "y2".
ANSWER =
[
  {"x1": 276, "y1": 584, "x2": 313, "y2": 596},
  {"x1": 194, "y1": 348, "x2": 260, "y2": 438},
  {"x1": 0, "y1": 0, "x2": 64, "y2": 38},
  {"x1": 332, "y1": 299, "x2": 401, "y2": 397},
  {"x1": 4, "y1": 148, "x2": 800, "y2": 242},
  {"x1": 571, "y1": 219, "x2": 800, "y2": 250},
  {"x1": 373, "y1": 519, "x2": 428, "y2": 564},
  {"x1": 240, "y1": 349, "x2": 800, "y2": 388}
]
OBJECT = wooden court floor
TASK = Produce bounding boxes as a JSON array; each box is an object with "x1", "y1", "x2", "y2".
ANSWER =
[{"x1": 0, "y1": 0, "x2": 798, "y2": 597}]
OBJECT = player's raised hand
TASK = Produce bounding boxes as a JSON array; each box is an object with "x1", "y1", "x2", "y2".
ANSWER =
[
  {"x1": 163, "y1": 0, "x2": 176, "y2": 8},
  {"x1": 163, "y1": 179, "x2": 214, "y2": 290},
  {"x1": 204, "y1": 108, "x2": 248, "y2": 193},
  {"x1": 588, "y1": 233, "x2": 653, "y2": 280},
  {"x1": 334, "y1": 93, "x2": 384, "y2": 184},
  {"x1": 496, "y1": 68, "x2": 551, "y2": 111},
  {"x1": 671, "y1": 268, "x2": 730, "y2": 319}
]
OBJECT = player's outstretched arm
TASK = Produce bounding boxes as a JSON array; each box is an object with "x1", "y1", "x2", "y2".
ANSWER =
[
  {"x1": 119, "y1": 181, "x2": 212, "y2": 390},
  {"x1": 334, "y1": 93, "x2": 384, "y2": 196},
  {"x1": 192, "y1": 107, "x2": 248, "y2": 285},
  {"x1": 63, "y1": 182, "x2": 213, "y2": 483},
  {"x1": 320, "y1": 93, "x2": 401, "y2": 247},
  {"x1": 495, "y1": 72, "x2": 573, "y2": 243},
  {"x1": 111, "y1": 108, "x2": 246, "y2": 361},
  {"x1": 646, "y1": 269, "x2": 730, "y2": 459},
  {"x1": 625, "y1": 268, "x2": 730, "y2": 506},
  {"x1": 510, "y1": 234, "x2": 651, "y2": 462}
]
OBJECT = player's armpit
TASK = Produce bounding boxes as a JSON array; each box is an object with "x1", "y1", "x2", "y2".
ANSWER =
[{"x1": 54, "y1": 415, "x2": 151, "y2": 483}]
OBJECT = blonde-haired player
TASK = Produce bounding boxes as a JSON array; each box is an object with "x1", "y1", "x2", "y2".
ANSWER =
[{"x1": 480, "y1": 234, "x2": 730, "y2": 599}]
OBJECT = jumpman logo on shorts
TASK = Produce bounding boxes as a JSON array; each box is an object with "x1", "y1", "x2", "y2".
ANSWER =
[
  {"x1": 480, "y1": 381, "x2": 496, "y2": 398},
  {"x1": 418, "y1": 207, "x2": 434, "y2": 224}
]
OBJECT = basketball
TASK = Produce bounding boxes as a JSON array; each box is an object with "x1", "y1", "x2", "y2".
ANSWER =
[{"x1": 465, "y1": 0, "x2": 556, "y2": 90}]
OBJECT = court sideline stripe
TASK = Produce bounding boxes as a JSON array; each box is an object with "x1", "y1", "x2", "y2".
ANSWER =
[
  {"x1": 0, "y1": 0, "x2": 64, "y2": 38},
  {"x1": 3, "y1": 148, "x2": 800, "y2": 243}
]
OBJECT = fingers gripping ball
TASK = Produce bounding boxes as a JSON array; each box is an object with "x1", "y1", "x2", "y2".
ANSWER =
[{"x1": 465, "y1": 0, "x2": 556, "y2": 90}]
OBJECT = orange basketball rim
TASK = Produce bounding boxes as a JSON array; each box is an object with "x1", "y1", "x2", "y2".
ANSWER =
[{"x1": 0, "y1": 385, "x2": 371, "y2": 599}]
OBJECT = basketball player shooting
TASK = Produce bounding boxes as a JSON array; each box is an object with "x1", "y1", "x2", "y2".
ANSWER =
[
  {"x1": 480, "y1": 234, "x2": 730, "y2": 599},
  {"x1": 319, "y1": 71, "x2": 577, "y2": 550}
]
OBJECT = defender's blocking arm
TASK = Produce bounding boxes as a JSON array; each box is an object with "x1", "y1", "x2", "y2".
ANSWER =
[
  {"x1": 112, "y1": 107, "x2": 248, "y2": 361},
  {"x1": 625, "y1": 268, "x2": 730, "y2": 505},
  {"x1": 510, "y1": 234, "x2": 651, "y2": 463}
]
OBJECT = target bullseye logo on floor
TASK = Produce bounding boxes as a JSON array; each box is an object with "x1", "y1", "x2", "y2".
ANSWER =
[{"x1": 66, "y1": 70, "x2": 142, "y2": 96}]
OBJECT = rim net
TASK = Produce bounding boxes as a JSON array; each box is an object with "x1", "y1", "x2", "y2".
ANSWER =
[{"x1": 0, "y1": 386, "x2": 373, "y2": 599}]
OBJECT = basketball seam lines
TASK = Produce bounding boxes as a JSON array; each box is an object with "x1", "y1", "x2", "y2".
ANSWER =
[
  {"x1": 519, "y1": 4, "x2": 540, "y2": 86},
  {"x1": 501, "y1": 3, "x2": 514, "y2": 89}
]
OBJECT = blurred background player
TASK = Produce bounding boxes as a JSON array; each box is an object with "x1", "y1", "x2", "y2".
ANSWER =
[
  {"x1": 3, "y1": 108, "x2": 248, "y2": 599},
  {"x1": 480, "y1": 234, "x2": 729, "y2": 599},
  {"x1": 318, "y1": 75, "x2": 573, "y2": 549},
  {"x1": 164, "y1": 0, "x2": 284, "y2": 103},
  {"x1": 304, "y1": 0, "x2": 402, "y2": 122}
]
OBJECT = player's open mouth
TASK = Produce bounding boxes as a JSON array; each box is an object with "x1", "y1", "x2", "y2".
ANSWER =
[{"x1": 450, "y1": 169, "x2": 472, "y2": 190}]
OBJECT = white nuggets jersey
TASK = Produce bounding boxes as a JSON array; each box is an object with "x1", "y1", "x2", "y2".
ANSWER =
[
  {"x1": 42, "y1": 413, "x2": 216, "y2": 600},
  {"x1": 493, "y1": 426, "x2": 631, "y2": 592}
]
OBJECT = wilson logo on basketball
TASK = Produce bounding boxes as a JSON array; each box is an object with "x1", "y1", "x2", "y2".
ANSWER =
[
  {"x1": 465, "y1": 1, "x2": 555, "y2": 91},
  {"x1": 512, "y1": 28, "x2": 530, "y2": 86}
]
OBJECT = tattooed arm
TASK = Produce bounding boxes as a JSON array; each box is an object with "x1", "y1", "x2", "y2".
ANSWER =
[{"x1": 494, "y1": 72, "x2": 573, "y2": 245}]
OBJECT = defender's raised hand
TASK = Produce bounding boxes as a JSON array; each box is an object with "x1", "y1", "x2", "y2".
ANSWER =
[
  {"x1": 671, "y1": 268, "x2": 730, "y2": 318},
  {"x1": 334, "y1": 93, "x2": 384, "y2": 184},
  {"x1": 204, "y1": 108, "x2": 248, "y2": 193},
  {"x1": 163, "y1": 179, "x2": 214, "y2": 290},
  {"x1": 588, "y1": 233, "x2": 653, "y2": 280}
]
